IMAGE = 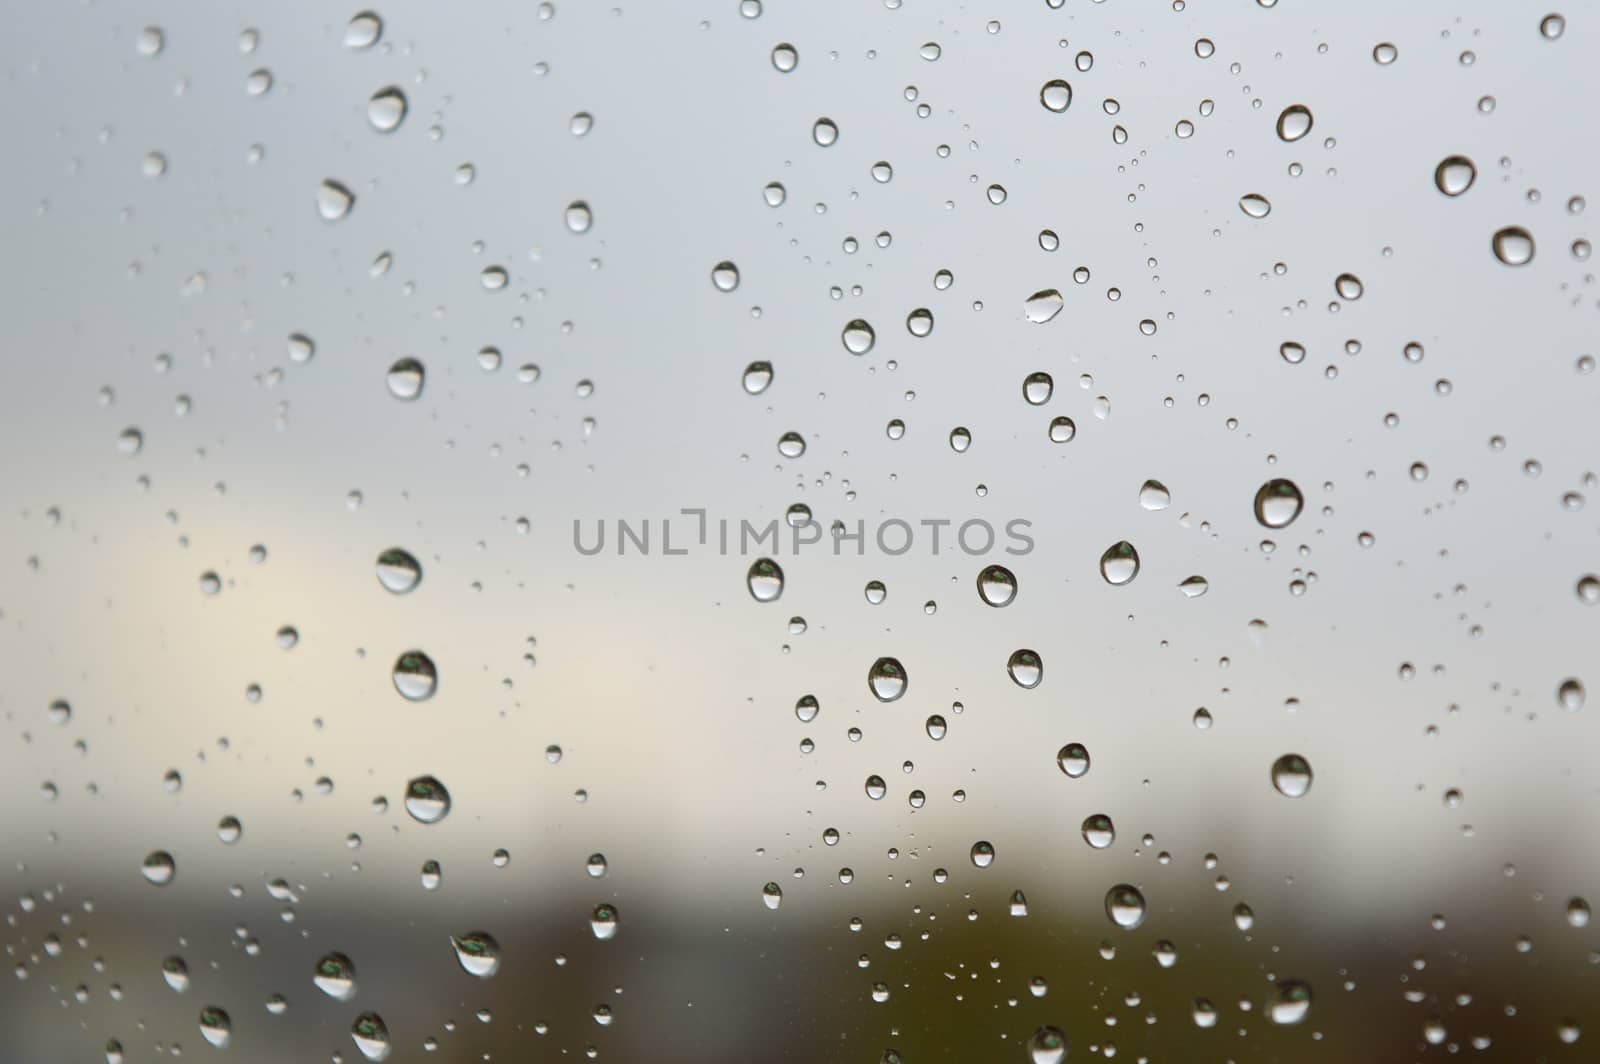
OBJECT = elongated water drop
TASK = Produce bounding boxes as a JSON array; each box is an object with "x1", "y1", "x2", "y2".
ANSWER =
[{"x1": 450, "y1": 932, "x2": 501, "y2": 978}]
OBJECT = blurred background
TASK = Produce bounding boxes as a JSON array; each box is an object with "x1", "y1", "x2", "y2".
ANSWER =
[{"x1": 2, "y1": 1, "x2": 1598, "y2": 1061}]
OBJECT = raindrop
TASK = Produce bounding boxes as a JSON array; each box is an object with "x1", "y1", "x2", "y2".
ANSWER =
[
  {"x1": 1099, "y1": 541, "x2": 1140, "y2": 585},
  {"x1": 906, "y1": 308, "x2": 934, "y2": 336},
  {"x1": 1081, "y1": 814, "x2": 1115, "y2": 849},
  {"x1": 1028, "y1": 1027, "x2": 1069, "y2": 1064},
  {"x1": 742, "y1": 361, "x2": 773, "y2": 394},
  {"x1": 367, "y1": 87, "x2": 407, "y2": 132},
  {"x1": 591, "y1": 904, "x2": 619, "y2": 940},
  {"x1": 813, "y1": 118, "x2": 839, "y2": 147},
  {"x1": 1334, "y1": 273, "x2": 1364, "y2": 300},
  {"x1": 1023, "y1": 372, "x2": 1055, "y2": 405},
  {"x1": 1268, "y1": 980, "x2": 1313, "y2": 1025},
  {"x1": 1239, "y1": 193, "x2": 1272, "y2": 218},
  {"x1": 762, "y1": 882, "x2": 783, "y2": 909},
  {"x1": 403, "y1": 775, "x2": 452, "y2": 824},
  {"x1": 450, "y1": 932, "x2": 501, "y2": 978},
  {"x1": 351, "y1": 1012, "x2": 392, "y2": 1061},
  {"x1": 1139, "y1": 480, "x2": 1171, "y2": 510},
  {"x1": 1105, "y1": 884, "x2": 1147, "y2": 929},
  {"x1": 385, "y1": 357, "x2": 425, "y2": 400},
  {"x1": 1253, "y1": 479, "x2": 1304, "y2": 528},
  {"x1": 1559, "y1": 678, "x2": 1585, "y2": 711},
  {"x1": 842, "y1": 319, "x2": 876, "y2": 355},
  {"x1": 1057, "y1": 743, "x2": 1090, "y2": 778},
  {"x1": 747, "y1": 558, "x2": 785, "y2": 602},
  {"x1": 344, "y1": 11, "x2": 383, "y2": 49},
  {"x1": 392, "y1": 651, "x2": 437, "y2": 701},
  {"x1": 1541, "y1": 13, "x2": 1566, "y2": 39},
  {"x1": 317, "y1": 180, "x2": 355, "y2": 221},
  {"x1": 1492, "y1": 226, "x2": 1535, "y2": 266},
  {"x1": 1039, "y1": 79, "x2": 1073, "y2": 113},
  {"x1": 376, "y1": 548, "x2": 422, "y2": 593},
  {"x1": 771, "y1": 43, "x2": 798, "y2": 72},
  {"x1": 868, "y1": 657, "x2": 908, "y2": 702},
  {"x1": 141, "y1": 851, "x2": 175, "y2": 886},
  {"x1": 1435, "y1": 155, "x2": 1476, "y2": 196},
  {"x1": 1271, "y1": 753, "x2": 1313, "y2": 797},
  {"x1": 1275, "y1": 104, "x2": 1313, "y2": 141},
  {"x1": 1024, "y1": 289, "x2": 1064, "y2": 323},
  {"x1": 977, "y1": 565, "x2": 1017, "y2": 607},
  {"x1": 1373, "y1": 42, "x2": 1398, "y2": 64},
  {"x1": 565, "y1": 201, "x2": 593, "y2": 233},
  {"x1": 711, "y1": 261, "x2": 740, "y2": 292},
  {"x1": 313, "y1": 953, "x2": 357, "y2": 1001},
  {"x1": 1007, "y1": 649, "x2": 1043, "y2": 689},
  {"x1": 1048, "y1": 416, "x2": 1076, "y2": 443},
  {"x1": 199, "y1": 1007, "x2": 232, "y2": 1049}
]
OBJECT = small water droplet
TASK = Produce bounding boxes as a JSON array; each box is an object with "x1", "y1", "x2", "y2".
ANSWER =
[
  {"x1": 711, "y1": 261, "x2": 740, "y2": 292},
  {"x1": 403, "y1": 775, "x2": 451, "y2": 824},
  {"x1": 977, "y1": 565, "x2": 1017, "y2": 607},
  {"x1": 141, "y1": 851, "x2": 175, "y2": 886},
  {"x1": 1057, "y1": 743, "x2": 1090, "y2": 778},
  {"x1": 842, "y1": 319, "x2": 876, "y2": 355},
  {"x1": 344, "y1": 11, "x2": 383, "y2": 49},
  {"x1": 392, "y1": 651, "x2": 437, "y2": 701}
]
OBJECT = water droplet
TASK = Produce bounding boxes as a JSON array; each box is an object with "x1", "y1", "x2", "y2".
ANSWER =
[
  {"x1": 366, "y1": 86, "x2": 407, "y2": 132},
  {"x1": 245, "y1": 68, "x2": 273, "y2": 96},
  {"x1": 1178, "y1": 575, "x2": 1210, "y2": 598},
  {"x1": 761, "y1": 882, "x2": 783, "y2": 909},
  {"x1": 1568, "y1": 897, "x2": 1591, "y2": 927},
  {"x1": 1435, "y1": 155, "x2": 1476, "y2": 196},
  {"x1": 813, "y1": 118, "x2": 839, "y2": 147},
  {"x1": 118, "y1": 427, "x2": 143, "y2": 455},
  {"x1": 1039, "y1": 80, "x2": 1073, "y2": 113},
  {"x1": 450, "y1": 932, "x2": 501, "y2": 978},
  {"x1": 1493, "y1": 226, "x2": 1536, "y2": 266},
  {"x1": 977, "y1": 565, "x2": 1017, "y2": 606},
  {"x1": 1239, "y1": 193, "x2": 1272, "y2": 218},
  {"x1": 763, "y1": 181, "x2": 787, "y2": 206},
  {"x1": 970, "y1": 841, "x2": 996, "y2": 868},
  {"x1": 1139, "y1": 480, "x2": 1171, "y2": 510},
  {"x1": 1578, "y1": 575, "x2": 1600, "y2": 603},
  {"x1": 344, "y1": 11, "x2": 383, "y2": 49},
  {"x1": 747, "y1": 558, "x2": 784, "y2": 602},
  {"x1": 313, "y1": 952, "x2": 357, "y2": 1000},
  {"x1": 948, "y1": 426, "x2": 971, "y2": 452},
  {"x1": 565, "y1": 200, "x2": 593, "y2": 233},
  {"x1": 920, "y1": 41, "x2": 942, "y2": 61},
  {"x1": 1373, "y1": 41, "x2": 1398, "y2": 64},
  {"x1": 1099, "y1": 541, "x2": 1140, "y2": 585},
  {"x1": 1280, "y1": 341, "x2": 1306, "y2": 364},
  {"x1": 1254, "y1": 479, "x2": 1304, "y2": 528},
  {"x1": 868, "y1": 657, "x2": 908, "y2": 702},
  {"x1": 1048, "y1": 416, "x2": 1076, "y2": 443},
  {"x1": 777, "y1": 432, "x2": 806, "y2": 458},
  {"x1": 162, "y1": 956, "x2": 190, "y2": 992},
  {"x1": 842, "y1": 319, "x2": 876, "y2": 355},
  {"x1": 403, "y1": 775, "x2": 451, "y2": 824},
  {"x1": 392, "y1": 651, "x2": 437, "y2": 701},
  {"x1": 1028, "y1": 1026, "x2": 1068, "y2": 1064},
  {"x1": 217, "y1": 816, "x2": 242, "y2": 844},
  {"x1": 1276, "y1": 104, "x2": 1313, "y2": 142},
  {"x1": 1081, "y1": 814, "x2": 1115, "y2": 849},
  {"x1": 772, "y1": 43, "x2": 798, "y2": 72},
  {"x1": 137, "y1": 26, "x2": 164, "y2": 56},
  {"x1": 1334, "y1": 273, "x2": 1364, "y2": 300},
  {"x1": 711, "y1": 261, "x2": 740, "y2": 292},
  {"x1": 1105, "y1": 884, "x2": 1147, "y2": 929},
  {"x1": 1541, "y1": 13, "x2": 1566, "y2": 39},
  {"x1": 375, "y1": 548, "x2": 422, "y2": 594},
  {"x1": 865, "y1": 775, "x2": 888, "y2": 800},
  {"x1": 317, "y1": 180, "x2": 355, "y2": 221},
  {"x1": 141, "y1": 851, "x2": 175, "y2": 886},
  {"x1": 1057, "y1": 743, "x2": 1090, "y2": 778},
  {"x1": 385, "y1": 357, "x2": 425, "y2": 400},
  {"x1": 905, "y1": 308, "x2": 934, "y2": 337},
  {"x1": 591, "y1": 904, "x2": 619, "y2": 939},
  {"x1": 1268, "y1": 979, "x2": 1313, "y2": 1025},
  {"x1": 1023, "y1": 372, "x2": 1054, "y2": 405},
  {"x1": 1559, "y1": 678, "x2": 1585, "y2": 711},
  {"x1": 1025, "y1": 289, "x2": 1064, "y2": 323},
  {"x1": 351, "y1": 1012, "x2": 392, "y2": 1061},
  {"x1": 741, "y1": 362, "x2": 774, "y2": 396},
  {"x1": 1007, "y1": 649, "x2": 1043, "y2": 689},
  {"x1": 1271, "y1": 753, "x2": 1313, "y2": 797},
  {"x1": 199, "y1": 1006, "x2": 232, "y2": 1049}
]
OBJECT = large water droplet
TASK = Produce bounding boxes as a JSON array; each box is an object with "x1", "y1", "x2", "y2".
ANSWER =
[
  {"x1": 162, "y1": 955, "x2": 189, "y2": 992},
  {"x1": 1239, "y1": 193, "x2": 1272, "y2": 218},
  {"x1": 1139, "y1": 480, "x2": 1170, "y2": 509},
  {"x1": 1105, "y1": 883, "x2": 1147, "y2": 929},
  {"x1": 591, "y1": 904, "x2": 619, "y2": 940},
  {"x1": 403, "y1": 775, "x2": 451, "y2": 824},
  {"x1": 1559, "y1": 677, "x2": 1585, "y2": 711},
  {"x1": 198, "y1": 1006, "x2": 232, "y2": 1049},
  {"x1": 1024, "y1": 289, "x2": 1064, "y2": 323},
  {"x1": 771, "y1": 43, "x2": 798, "y2": 72},
  {"x1": 449, "y1": 932, "x2": 501, "y2": 978},
  {"x1": 1048, "y1": 416, "x2": 1076, "y2": 443},
  {"x1": 1027, "y1": 1026, "x2": 1069, "y2": 1064},
  {"x1": 1268, "y1": 979, "x2": 1313, "y2": 1025},
  {"x1": 868, "y1": 657, "x2": 908, "y2": 702},
  {"x1": 344, "y1": 11, "x2": 383, "y2": 49},
  {"x1": 1492, "y1": 226, "x2": 1535, "y2": 266},
  {"x1": 313, "y1": 952, "x2": 357, "y2": 1000},
  {"x1": 1099, "y1": 541, "x2": 1140, "y2": 585},
  {"x1": 385, "y1": 357, "x2": 425, "y2": 400},
  {"x1": 392, "y1": 651, "x2": 438, "y2": 701},
  {"x1": 141, "y1": 851, "x2": 175, "y2": 886},
  {"x1": 761, "y1": 882, "x2": 783, "y2": 909},
  {"x1": 842, "y1": 319, "x2": 876, "y2": 355},
  {"x1": 1081, "y1": 814, "x2": 1115, "y2": 849},
  {"x1": 1007, "y1": 649, "x2": 1043, "y2": 689},
  {"x1": 812, "y1": 118, "x2": 839, "y2": 146},
  {"x1": 367, "y1": 87, "x2": 407, "y2": 132},
  {"x1": 741, "y1": 361, "x2": 773, "y2": 394},
  {"x1": 1434, "y1": 155, "x2": 1476, "y2": 196},
  {"x1": 977, "y1": 565, "x2": 1017, "y2": 607},
  {"x1": 747, "y1": 558, "x2": 785, "y2": 602},
  {"x1": 1275, "y1": 104, "x2": 1313, "y2": 141},
  {"x1": 351, "y1": 1012, "x2": 392, "y2": 1061},
  {"x1": 711, "y1": 261, "x2": 740, "y2": 292},
  {"x1": 317, "y1": 180, "x2": 355, "y2": 221},
  {"x1": 1023, "y1": 372, "x2": 1054, "y2": 405},
  {"x1": 1039, "y1": 79, "x2": 1073, "y2": 113},
  {"x1": 376, "y1": 548, "x2": 422, "y2": 593},
  {"x1": 565, "y1": 201, "x2": 593, "y2": 233},
  {"x1": 1271, "y1": 753, "x2": 1313, "y2": 797},
  {"x1": 1057, "y1": 743, "x2": 1090, "y2": 778},
  {"x1": 970, "y1": 841, "x2": 996, "y2": 868},
  {"x1": 1253, "y1": 479, "x2": 1304, "y2": 528}
]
